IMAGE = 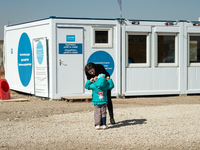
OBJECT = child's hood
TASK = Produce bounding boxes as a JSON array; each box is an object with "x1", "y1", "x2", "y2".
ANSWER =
[{"x1": 93, "y1": 78, "x2": 108, "y2": 90}]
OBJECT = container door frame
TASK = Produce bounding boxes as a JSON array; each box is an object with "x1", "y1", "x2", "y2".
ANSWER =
[{"x1": 56, "y1": 26, "x2": 84, "y2": 96}]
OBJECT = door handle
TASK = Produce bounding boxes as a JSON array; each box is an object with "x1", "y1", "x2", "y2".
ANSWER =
[{"x1": 59, "y1": 59, "x2": 67, "y2": 66}]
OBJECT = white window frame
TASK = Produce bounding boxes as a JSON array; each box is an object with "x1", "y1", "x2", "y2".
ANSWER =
[
  {"x1": 126, "y1": 32, "x2": 151, "y2": 68},
  {"x1": 91, "y1": 27, "x2": 113, "y2": 48},
  {"x1": 188, "y1": 33, "x2": 200, "y2": 67},
  {"x1": 155, "y1": 32, "x2": 179, "y2": 67}
]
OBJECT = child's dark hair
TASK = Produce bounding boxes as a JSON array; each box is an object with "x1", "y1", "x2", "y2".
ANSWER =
[{"x1": 84, "y1": 62, "x2": 95, "y2": 74}]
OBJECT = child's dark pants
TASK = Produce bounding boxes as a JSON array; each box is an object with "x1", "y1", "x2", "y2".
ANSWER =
[{"x1": 94, "y1": 104, "x2": 107, "y2": 126}]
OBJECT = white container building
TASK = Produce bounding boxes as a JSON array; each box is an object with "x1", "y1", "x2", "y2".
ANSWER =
[{"x1": 3, "y1": 16, "x2": 200, "y2": 99}]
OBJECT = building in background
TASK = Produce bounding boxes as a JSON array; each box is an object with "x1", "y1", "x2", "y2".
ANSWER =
[{"x1": 0, "y1": 40, "x2": 4, "y2": 70}]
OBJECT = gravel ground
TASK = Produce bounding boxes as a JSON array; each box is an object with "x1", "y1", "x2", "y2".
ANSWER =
[
  {"x1": 0, "y1": 93, "x2": 200, "y2": 150},
  {"x1": 0, "y1": 76, "x2": 200, "y2": 149}
]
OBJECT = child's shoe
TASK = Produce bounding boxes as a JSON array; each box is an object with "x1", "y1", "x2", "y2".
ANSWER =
[
  {"x1": 95, "y1": 125, "x2": 100, "y2": 130},
  {"x1": 102, "y1": 125, "x2": 108, "y2": 130}
]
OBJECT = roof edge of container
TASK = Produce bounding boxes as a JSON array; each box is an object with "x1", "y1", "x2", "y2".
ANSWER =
[
  {"x1": 6, "y1": 16, "x2": 116, "y2": 27},
  {"x1": 6, "y1": 17, "x2": 50, "y2": 27},
  {"x1": 6, "y1": 16, "x2": 200, "y2": 27},
  {"x1": 126, "y1": 19, "x2": 181, "y2": 22},
  {"x1": 49, "y1": 16, "x2": 115, "y2": 21}
]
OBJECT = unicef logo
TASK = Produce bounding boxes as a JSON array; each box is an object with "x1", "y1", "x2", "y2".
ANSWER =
[
  {"x1": 87, "y1": 51, "x2": 114, "y2": 76},
  {"x1": 18, "y1": 33, "x2": 32, "y2": 87}
]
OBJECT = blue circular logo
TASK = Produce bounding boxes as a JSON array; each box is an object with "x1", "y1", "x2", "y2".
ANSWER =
[
  {"x1": 36, "y1": 41, "x2": 44, "y2": 64},
  {"x1": 87, "y1": 51, "x2": 114, "y2": 76},
  {"x1": 18, "y1": 33, "x2": 32, "y2": 87}
]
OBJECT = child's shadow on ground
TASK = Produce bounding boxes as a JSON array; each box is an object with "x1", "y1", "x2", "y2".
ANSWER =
[{"x1": 108, "y1": 119, "x2": 147, "y2": 129}]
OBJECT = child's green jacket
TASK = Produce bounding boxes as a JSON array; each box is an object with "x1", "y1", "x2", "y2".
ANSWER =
[{"x1": 85, "y1": 78, "x2": 114, "y2": 105}]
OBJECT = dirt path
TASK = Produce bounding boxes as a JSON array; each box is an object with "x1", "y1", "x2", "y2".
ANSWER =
[{"x1": 1, "y1": 90, "x2": 200, "y2": 121}]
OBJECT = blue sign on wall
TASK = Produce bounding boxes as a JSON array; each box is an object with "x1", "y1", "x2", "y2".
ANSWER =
[
  {"x1": 59, "y1": 43, "x2": 82, "y2": 54},
  {"x1": 87, "y1": 51, "x2": 115, "y2": 76},
  {"x1": 36, "y1": 41, "x2": 44, "y2": 64},
  {"x1": 66, "y1": 35, "x2": 75, "y2": 42},
  {"x1": 18, "y1": 32, "x2": 32, "y2": 87}
]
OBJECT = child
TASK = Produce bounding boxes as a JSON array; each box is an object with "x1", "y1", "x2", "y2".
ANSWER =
[{"x1": 85, "y1": 74, "x2": 114, "y2": 130}]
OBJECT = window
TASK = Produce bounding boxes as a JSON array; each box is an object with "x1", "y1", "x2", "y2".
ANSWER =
[
  {"x1": 126, "y1": 32, "x2": 150, "y2": 67},
  {"x1": 188, "y1": 34, "x2": 200, "y2": 66},
  {"x1": 91, "y1": 27, "x2": 113, "y2": 48},
  {"x1": 155, "y1": 33, "x2": 179, "y2": 67},
  {"x1": 158, "y1": 35, "x2": 175, "y2": 63},
  {"x1": 95, "y1": 31, "x2": 108, "y2": 43}
]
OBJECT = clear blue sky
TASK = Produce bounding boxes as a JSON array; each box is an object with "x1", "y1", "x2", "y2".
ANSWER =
[{"x1": 0, "y1": 0, "x2": 200, "y2": 40}]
